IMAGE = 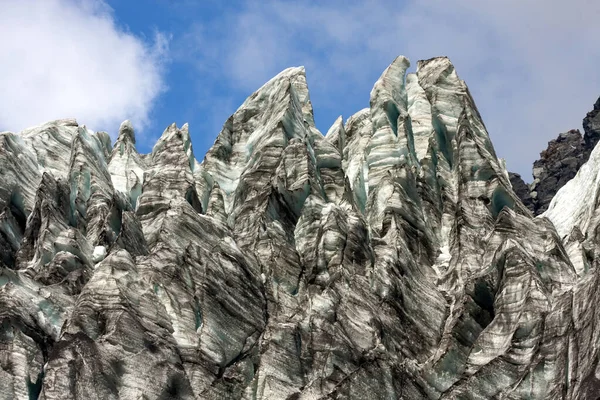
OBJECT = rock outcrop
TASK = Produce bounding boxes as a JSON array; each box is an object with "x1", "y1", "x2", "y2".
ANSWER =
[
  {"x1": 508, "y1": 172, "x2": 534, "y2": 211},
  {"x1": 584, "y1": 97, "x2": 600, "y2": 147},
  {"x1": 530, "y1": 129, "x2": 597, "y2": 214},
  {"x1": 511, "y1": 97, "x2": 600, "y2": 215},
  {"x1": 1, "y1": 56, "x2": 600, "y2": 399}
]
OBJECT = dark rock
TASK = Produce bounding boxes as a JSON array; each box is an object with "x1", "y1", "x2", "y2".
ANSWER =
[
  {"x1": 508, "y1": 172, "x2": 534, "y2": 212},
  {"x1": 530, "y1": 129, "x2": 588, "y2": 213},
  {"x1": 511, "y1": 97, "x2": 600, "y2": 215},
  {"x1": 583, "y1": 97, "x2": 600, "y2": 148}
]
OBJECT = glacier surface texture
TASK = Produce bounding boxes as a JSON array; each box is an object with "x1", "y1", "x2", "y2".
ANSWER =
[{"x1": 1, "y1": 56, "x2": 600, "y2": 399}]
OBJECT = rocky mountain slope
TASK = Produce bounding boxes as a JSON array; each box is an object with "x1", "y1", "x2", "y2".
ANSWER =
[
  {"x1": 1, "y1": 56, "x2": 600, "y2": 399},
  {"x1": 510, "y1": 98, "x2": 600, "y2": 215}
]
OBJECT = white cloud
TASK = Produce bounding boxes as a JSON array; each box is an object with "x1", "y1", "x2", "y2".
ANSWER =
[
  {"x1": 184, "y1": 0, "x2": 600, "y2": 178},
  {"x1": 0, "y1": 0, "x2": 168, "y2": 137}
]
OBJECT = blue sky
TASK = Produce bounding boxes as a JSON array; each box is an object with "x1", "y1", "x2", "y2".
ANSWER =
[{"x1": 1, "y1": 0, "x2": 599, "y2": 179}]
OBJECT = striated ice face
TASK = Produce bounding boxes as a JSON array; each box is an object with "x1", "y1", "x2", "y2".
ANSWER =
[{"x1": 1, "y1": 55, "x2": 600, "y2": 399}]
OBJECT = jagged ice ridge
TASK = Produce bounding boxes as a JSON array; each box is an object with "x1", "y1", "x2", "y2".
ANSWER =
[{"x1": 1, "y1": 56, "x2": 600, "y2": 399}]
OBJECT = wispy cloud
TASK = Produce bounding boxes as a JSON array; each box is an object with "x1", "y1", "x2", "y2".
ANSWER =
[
  {"x1": 180, "y1": 0, "x2": 600, "y2": 178},
  {"x1": 0, "y1": 0, "x2": 168, "y2": 137}
]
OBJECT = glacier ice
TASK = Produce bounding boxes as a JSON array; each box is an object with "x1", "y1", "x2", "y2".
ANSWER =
[{"x1": 0, "y1": 56, "x2": 600, "y2": 399}]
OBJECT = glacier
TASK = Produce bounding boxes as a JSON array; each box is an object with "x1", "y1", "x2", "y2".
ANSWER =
[{"x1": 1, "y1": 55, "x2": 600, "y2": 399}]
